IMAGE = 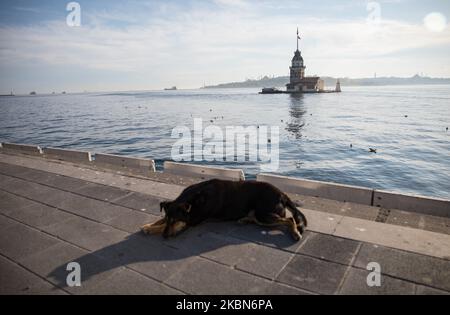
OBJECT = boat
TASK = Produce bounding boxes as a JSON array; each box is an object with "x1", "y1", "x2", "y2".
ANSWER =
[
  {"x1": 0, "y1": 90, "x2": 15, "y2": 97},
  {"x1": 164, "y1": 86, "x2": 177, "y2": 91},
  {"x1": 259, "y1": 87, "x2": 283, "y2": 94}
]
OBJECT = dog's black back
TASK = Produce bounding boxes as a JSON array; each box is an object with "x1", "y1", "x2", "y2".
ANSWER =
[{"x1": 173, "y1": 179, "x2": 307, "y2": 228}]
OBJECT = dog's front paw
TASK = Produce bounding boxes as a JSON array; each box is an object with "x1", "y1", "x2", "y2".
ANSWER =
[
  {"x1": 238, "y1": 217, "x2": 253, "y2": 224},
  {"x1": 141, "y1": 224, "x2": 152, "y2": 235}
]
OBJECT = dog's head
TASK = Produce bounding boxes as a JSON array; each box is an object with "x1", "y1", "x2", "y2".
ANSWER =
[{"x1": 160, "y1": 201, "x2": 191, "y2": 238}]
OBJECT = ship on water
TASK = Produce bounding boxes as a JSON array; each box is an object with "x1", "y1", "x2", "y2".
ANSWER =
[
  {"x1": 260, "y1": 28, "x2": 341, "y2": 94},
  {"x1": 164, "y1": 86, "x2": 177, "y2": 91},
  {"x1": 0, "y1": 90, "x2": 15, "y2": 97}
]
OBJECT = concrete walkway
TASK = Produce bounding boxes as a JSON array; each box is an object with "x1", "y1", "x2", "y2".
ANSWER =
[{"x1": 0, "y1": 151, "x2": 449, "y2": 295}]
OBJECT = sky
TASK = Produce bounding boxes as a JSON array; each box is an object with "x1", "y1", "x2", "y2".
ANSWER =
[{"x1": 0, "y1": 0, "x2": 449, "y2": 94}]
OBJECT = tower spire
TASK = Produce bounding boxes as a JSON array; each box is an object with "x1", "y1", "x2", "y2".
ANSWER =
[{"x1": 297, "y1": 27, "x2": 299, "y2": 51}]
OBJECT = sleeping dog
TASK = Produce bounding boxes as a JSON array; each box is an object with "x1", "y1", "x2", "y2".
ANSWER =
[{"x1": 141, "y1": 179, "x2": 307, "y2": 241}]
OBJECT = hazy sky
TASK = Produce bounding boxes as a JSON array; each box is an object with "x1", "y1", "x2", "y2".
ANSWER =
[{"x1": 0, "y1": 0, "x2": 449, "y2": 93}]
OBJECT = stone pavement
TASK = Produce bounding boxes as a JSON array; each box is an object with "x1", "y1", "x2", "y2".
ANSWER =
[{"x1": 0, "y1": 151, "x2": 449, "y2": 295}]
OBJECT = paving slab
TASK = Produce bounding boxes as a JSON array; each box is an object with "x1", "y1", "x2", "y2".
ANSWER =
[
  {"x1": 263, "y1": 282, "x2": 314, "y2": 295},
  {"x1": 43, "y1": 216, "x2": 129, "y2": 251},
  {"x1": 113, "y1": 191, "x2": 167, "y2": 215},
  {"x1": 164, "y1": 257, "x2": 271, "y2": 295},
  {"x1": 354, "y1": 243, "x2": 450, "y2": 292},
  {"x1": 0, "y1": 162, "x2": 36, "y2": 177},
  {"x1": 387, "y1": 209, "x2": 450, "y2": 235},
  {"x1": 0, "y1": 190, "x2": 37, "y2": 215},
  {"x1": 0, "y1": 214, "x2": 18, "y2": 229},
  {"x1": 44, "y1": 190, "x2": 132, "y2": 223},
  {"x1": 334, "y1": 215, "x2": 450, "y2": 259},
  {"x1": 228, "y1": 223, "x2": 305, "y2": 253},
  {"x1": 0, "y1": 175, "x2": 63, "y2": 205},
  {"x1": 168, "y1": 231, "x2": 294, "y2": 280},
  {"x1": 19, "y1": 241, "x2": 120, "y2": 294},
  {"x1": 91, "y1": 233, "x2": 198, "y2": 283},
  {"x1": 234, "y1": 243, "x2": 295, "y2": 280},
  {"x1": 22, "y1": 172, "x2": 91, "y2": 192},
  {"x1": 74, "y1": 183, "x2": 131, "y2": 202},
  {"x1": 297, "y1": 232, "x2": 361, "y2": 265},
  {"x1": 0, "y1": 221, "x2": 60, "y2": 261},
  {"x1": 84, "y1": 268, "x2": 183, "y2": 295},
  {"x1": 105, "y1": 211, "x2": 161, "y2": 234},
  {"x1": 0, "y1": 165, "x2": 91, "y2": 192},
  {"x1": 0, "y1": 174, "x2": 15, "y2": 190},
  {"x1": 0, "y1": 255, "x2": 66, "y2": 295},
  {"x1": 276, "y1": 254, "x2": 348, "y2": 294},
  {"x1": 301, "y1": 208, "x2": 342, "y2": 235},
  {"x1": 5, "y1": 199, "x2": 75, "y2": 229},
  {"x1": 339, "y1": 268, "x2": 415, "y2": 295},
  {"x1": 415, "y1": 285, "x2": 450, "y2": 295}
]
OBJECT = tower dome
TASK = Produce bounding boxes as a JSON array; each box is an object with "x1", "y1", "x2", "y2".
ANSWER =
[{"x1": 292, "y1": 50, "x2": 304, "y2": 68}]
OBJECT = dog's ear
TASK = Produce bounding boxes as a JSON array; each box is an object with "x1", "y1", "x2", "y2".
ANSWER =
[{"x1": 160, "y1": 201, "x2": 170, "y2": 212}]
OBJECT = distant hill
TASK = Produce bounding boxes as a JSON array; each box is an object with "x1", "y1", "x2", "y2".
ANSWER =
[{"x1": 203, "y1": 75, "x2": 450, "y2": 89}]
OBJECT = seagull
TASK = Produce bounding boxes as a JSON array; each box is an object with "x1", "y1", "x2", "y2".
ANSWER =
[{"x1": 369, "y1": 148, "x2": 377, "y2": 153}]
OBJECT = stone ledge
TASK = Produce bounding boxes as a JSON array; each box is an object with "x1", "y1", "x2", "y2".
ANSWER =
[
  {"x1": 164, "y1": 161, "x2": 245, "y2": 181},
  {"x1": 257, "y1": 173, "x2": 373, "y2": 205},
  {"x1": 0, "y1": 142, "x2": 42, "y2": 155},
  {"x1": 93, "y1": 153, "x2": 156, "y2": 176},
  {"x1": 42, "y1": 147, "x2": 92, "y2": 163}
]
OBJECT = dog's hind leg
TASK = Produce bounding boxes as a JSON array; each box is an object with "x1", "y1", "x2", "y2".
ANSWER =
[
  {"x1": 254, "y1": 213, "x2": 302, "y2": 241},
  {"x1": 238, "y1": 210, "x2": 257, "y2": 224},
  {"x1": 283, "y1": 196, "x2": 308, "y2": 232}
]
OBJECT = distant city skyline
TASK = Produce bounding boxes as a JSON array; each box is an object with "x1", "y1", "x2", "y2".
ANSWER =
[{"x1": 0, "y1": 0, "x2": 449, "y2": 94}]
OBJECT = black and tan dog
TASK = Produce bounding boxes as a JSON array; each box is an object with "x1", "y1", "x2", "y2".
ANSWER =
[{"x1": 141, "y1": 179, "x2": 307, "y2": 241}]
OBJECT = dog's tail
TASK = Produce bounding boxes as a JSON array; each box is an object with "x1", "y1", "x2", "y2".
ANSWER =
[{"x1": 284, "y1": 195, "x2": 308, "y2": 231}]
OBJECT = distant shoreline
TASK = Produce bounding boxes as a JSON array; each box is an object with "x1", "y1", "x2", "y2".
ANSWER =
[
  {"x1": 3, "y1": 79, "x2": 450, "y2": 96},
  {"x1": 202, "y1": 75, "x2": 450, "y2": 89}
]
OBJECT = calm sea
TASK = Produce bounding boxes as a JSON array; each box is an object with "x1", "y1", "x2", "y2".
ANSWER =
[{"x1": 0, "y1": 85, "x2": 449, "y2": 199}]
